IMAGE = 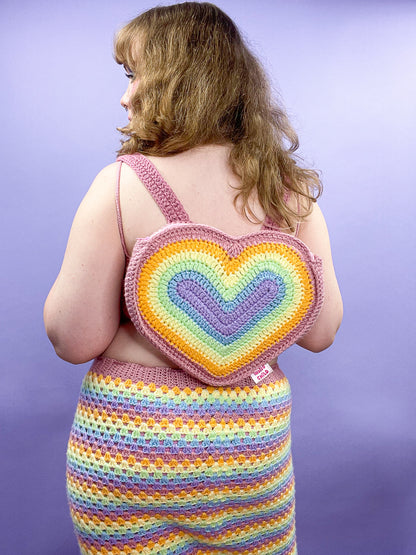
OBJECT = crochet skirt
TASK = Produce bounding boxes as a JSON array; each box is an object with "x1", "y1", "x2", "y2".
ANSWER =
[{"x1": 66, "y1": 356, "x2": 297, "y2": 555}]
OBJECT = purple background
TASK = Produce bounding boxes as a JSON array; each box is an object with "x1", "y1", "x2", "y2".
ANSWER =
[{"x1": 1, "y1": 1, "x2": 415, "y2": 553}]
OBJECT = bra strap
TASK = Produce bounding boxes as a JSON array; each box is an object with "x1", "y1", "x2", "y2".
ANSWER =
[
  {"x1": 294, "y1": 196, "x2": 301, "y2": 237},
  {"x1": 262, "y1": 190, "x2": 301, "y2": 236},
  {"x1": 115, "y1": 161, "x2": 129, "y2": 259},
  {"x1": 262, "y1": 189, "x2": 290, "y2": 232},
  {"x1": 262, "y1": 215, "x2": 280, "y2": 231},
  {"x1": 117, "y1": 153, "x2": 191, "y2": 224}
]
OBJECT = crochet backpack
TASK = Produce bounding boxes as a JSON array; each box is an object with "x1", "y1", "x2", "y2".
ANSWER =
[{"x1": 116, "y1": 154, "x2": 324, "y2": 386}]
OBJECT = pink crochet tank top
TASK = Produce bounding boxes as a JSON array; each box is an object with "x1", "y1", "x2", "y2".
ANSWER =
[{"x1": 116, "y1": 153, "x2": 324, "y2": 386}]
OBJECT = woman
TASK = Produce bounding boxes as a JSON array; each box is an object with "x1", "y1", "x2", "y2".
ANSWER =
[{"x1": 44, "y1": 3, "x2": 342, "y2": 554}]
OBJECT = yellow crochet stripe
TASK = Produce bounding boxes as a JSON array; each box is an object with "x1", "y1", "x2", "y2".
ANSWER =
[
  {"x1": 137, "y1": 239, "x2": 314, "y2": 376},
  {"x1": 91, "y1": 372, "x2": 287, "y2": 399},
  {"x1": 91, "y1": 372, "x2": 287, "y2": 400},
  {"x1": 66, "y1": 457, "x2": 293, "y2": 516}
]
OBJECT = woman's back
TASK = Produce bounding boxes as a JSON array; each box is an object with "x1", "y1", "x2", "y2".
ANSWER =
[
  {"x1": 45, "y1": 143, "x2": 340, "y2": 367},
  {"x1": 118, "y1": 145, "x2": 269, "y2": 247}
]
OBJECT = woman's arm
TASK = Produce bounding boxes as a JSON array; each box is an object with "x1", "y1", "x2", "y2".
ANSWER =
[
  {"x1": 44, "y1": 163, "x2": 125, "y2": 364},
  {"x1": 296, "y1": 202, "x2": 343, "y2": 352}
]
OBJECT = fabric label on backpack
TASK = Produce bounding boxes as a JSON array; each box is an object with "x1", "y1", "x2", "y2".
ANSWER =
[{"x1": 251, "y1": 363, "x2": 274, "y2": 383}]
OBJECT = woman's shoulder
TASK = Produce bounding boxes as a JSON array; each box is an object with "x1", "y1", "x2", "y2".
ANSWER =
[
  {"x1": 83, "y1": 160, "x2": 148, "y2": 210},
  {"x1": 92, "y1": 161, "x2": 121, "y2": 184},
  {"x1": 296, "y1": 201, "x2": 330, "y2": 250}
]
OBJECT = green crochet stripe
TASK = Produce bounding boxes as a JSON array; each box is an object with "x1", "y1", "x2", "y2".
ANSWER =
[{"x1": 147, "y1": 249, "x2": 301, "y2": 299}]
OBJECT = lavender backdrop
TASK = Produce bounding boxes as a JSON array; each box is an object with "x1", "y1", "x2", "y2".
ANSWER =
[{"x1": 1, "y1": 1, "x2": 415, "y2": 554}]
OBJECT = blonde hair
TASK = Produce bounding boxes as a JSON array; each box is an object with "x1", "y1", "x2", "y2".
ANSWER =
[{"x1": 114, "y1": 2, "x2": 321, "y2": 230}]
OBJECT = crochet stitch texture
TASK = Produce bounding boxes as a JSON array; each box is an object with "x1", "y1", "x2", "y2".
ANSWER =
[
  {"x1": 119, "y1": 154, "x2": 324, "y2": 386},
  {"x1": 66, "y1": 358, "x2": 297, "y2": 554}
]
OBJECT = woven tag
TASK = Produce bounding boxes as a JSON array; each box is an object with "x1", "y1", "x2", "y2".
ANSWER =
[{"x1": 251, "y1": 363, "x2": 274, "y2": 384}]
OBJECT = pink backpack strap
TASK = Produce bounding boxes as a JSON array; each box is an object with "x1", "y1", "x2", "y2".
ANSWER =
[{"x1": 117, "y1": 153, "x2": 191, "y2": 224}]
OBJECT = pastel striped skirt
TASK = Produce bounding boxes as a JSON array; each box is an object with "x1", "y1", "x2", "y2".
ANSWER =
[{"x1": 66, "y1": 357, "x2": 297, "y2": 554}]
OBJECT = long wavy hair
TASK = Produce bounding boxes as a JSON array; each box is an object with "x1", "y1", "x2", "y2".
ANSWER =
[{"x1": 114, "y1": 2, "x2": 321, "y2": 230}]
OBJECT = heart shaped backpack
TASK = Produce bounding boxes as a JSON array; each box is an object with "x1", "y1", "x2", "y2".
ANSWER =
[{"x1": 117, "y1": 154, "x2": 324, "y2": 386}]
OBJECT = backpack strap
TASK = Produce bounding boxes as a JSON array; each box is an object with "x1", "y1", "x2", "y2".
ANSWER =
[{"x1": 117, "y1": 153, "x2": 191, "y2": 224}]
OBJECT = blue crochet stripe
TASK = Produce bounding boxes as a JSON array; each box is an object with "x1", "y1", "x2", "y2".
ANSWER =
[{"x1": 78, "y1": 390, "x2": 292, "y2": 414}]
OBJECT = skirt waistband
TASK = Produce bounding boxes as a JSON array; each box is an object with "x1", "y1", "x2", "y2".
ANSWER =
[{"x1": 90, "y1": 356, "x2": 286, "y2": 389}]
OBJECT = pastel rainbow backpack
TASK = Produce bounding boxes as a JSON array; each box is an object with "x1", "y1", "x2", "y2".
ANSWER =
[{"x1": 116, "y1": 153, "x2": 324, "y2": 386}]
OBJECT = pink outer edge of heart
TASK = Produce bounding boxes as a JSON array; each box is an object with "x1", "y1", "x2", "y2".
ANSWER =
[{"x1": 124, "y1": 223, "x2": 324, "y2": 386}]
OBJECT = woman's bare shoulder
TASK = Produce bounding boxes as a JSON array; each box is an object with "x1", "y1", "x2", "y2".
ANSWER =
[
  {"x1": 295, "y1": 201, "x2": 343, "y2": 352},
  {"x1": 44, "y1": 161, "x2": 126, "y2": 364},
  {"x1": 296, "y1": 201, "x2": 330, "y2": 254}
]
